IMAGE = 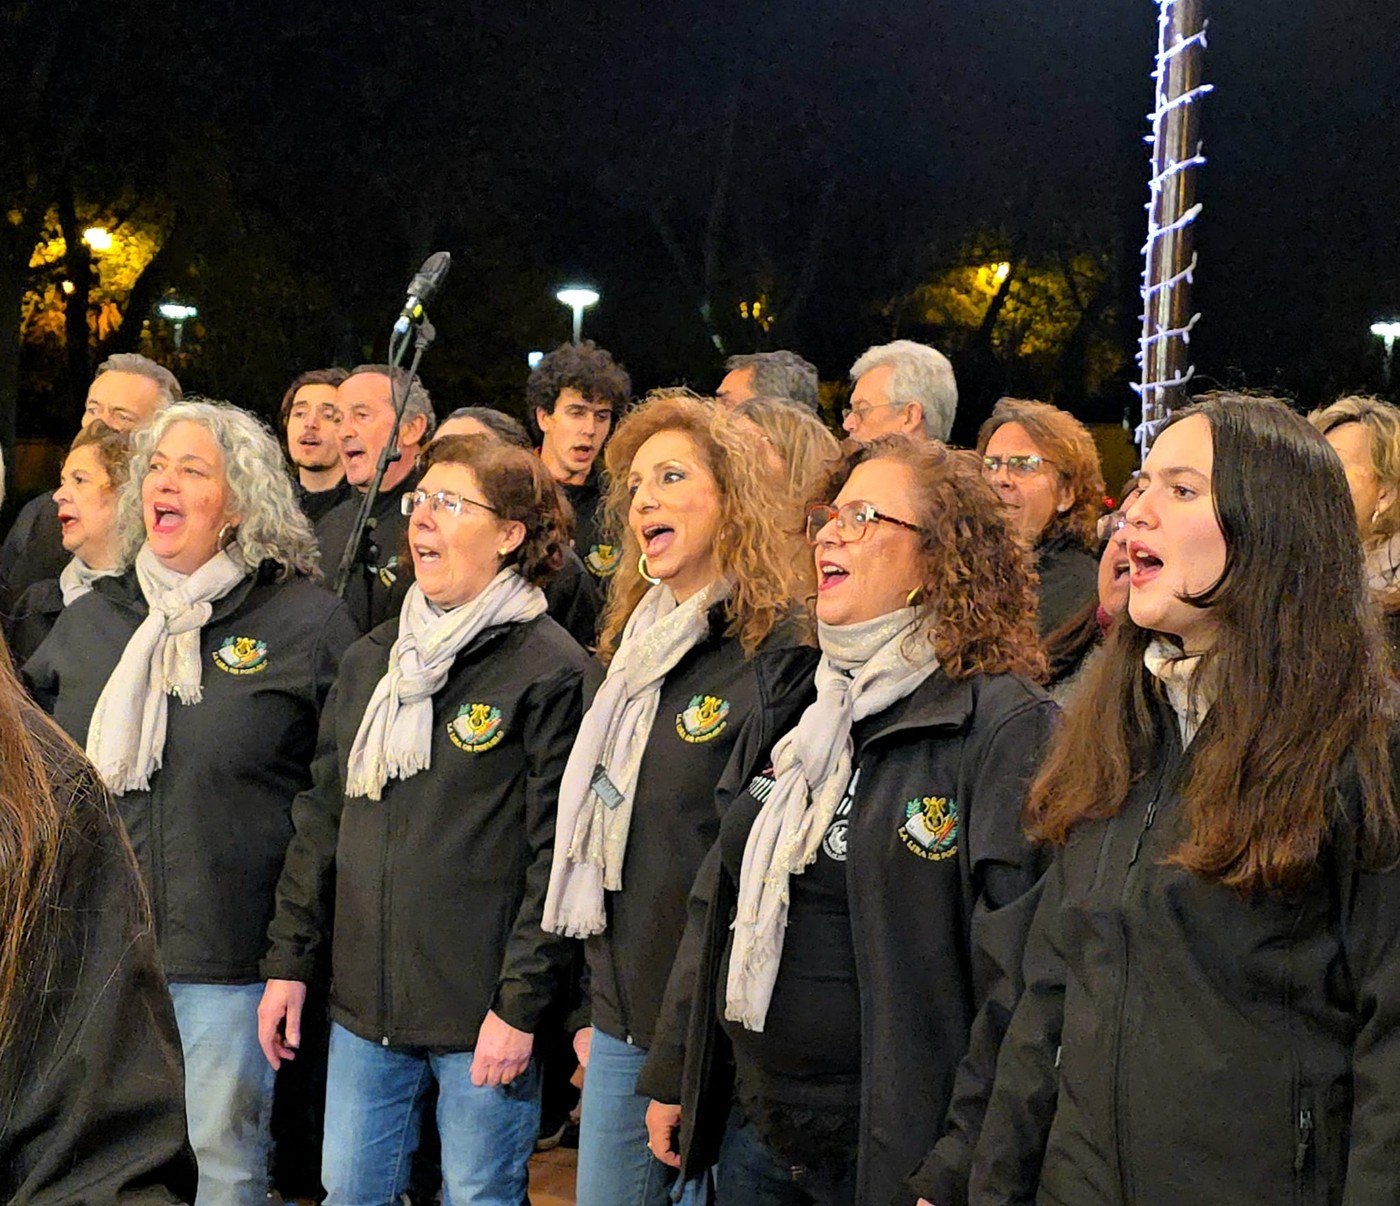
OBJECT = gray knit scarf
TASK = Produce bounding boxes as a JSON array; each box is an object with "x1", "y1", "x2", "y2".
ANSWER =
[
  {"x1": 58, "y1": 555, "x2": 121, "y2": 606},
  {"x1": 345, "y1": 570, "x2": 546, "y2": 801},
  {"x1": 86, "y1": 544, "x2": 248, "y2": 795},
  {"x1": 542, "y1": 579, "x2": 730, "y2": 938},
  {"x1": 725, "y1": 606, "x2": 939, "y2": 1031}
]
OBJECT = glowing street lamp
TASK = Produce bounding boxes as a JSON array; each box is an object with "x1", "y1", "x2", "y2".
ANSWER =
[
  {"x1": 556, "y1": 286, "x2": 599, "y2": 344},
  {"x1": 82, "y1": 227, "x2": 112, "y2": 251},
  {"x1": 527, "y1": 350, "x2": 545, "y2": 369},
  {"x1": 159, "y1": 301, "x2": 198, "y2": 349},
  {"x1": 1372, "y1": 320, "x2": 1400, "y2": 386}
]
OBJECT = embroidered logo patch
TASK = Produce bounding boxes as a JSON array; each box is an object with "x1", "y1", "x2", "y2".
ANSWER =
[
  {"x1": 822, "y1": 767, "x2": 861, "y2": 862},
  {"x1": 676, "y1": 694, "x2": 730, "y2": 744},
  {"x1": 213, "y1": 635, "x2": 269, "y2": 675},
  {"x1": 898, "y1": 795, "x2": 959, "y2": 861},
  {"x1": 584, "y1": 543, "x2": 621, "y2": 578},
  {"x1": 448, "y1": 703, "x2": 504, "y2": 753}
]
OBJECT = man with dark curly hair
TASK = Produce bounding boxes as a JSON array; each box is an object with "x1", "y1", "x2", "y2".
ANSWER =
[{"x1": 526, "y1": 341, "x2": 631, "y2": 583}]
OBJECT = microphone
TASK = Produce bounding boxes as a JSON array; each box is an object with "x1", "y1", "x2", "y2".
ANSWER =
[{"x1": 393, "y1": 251, "x2": 451, "y2": 334}]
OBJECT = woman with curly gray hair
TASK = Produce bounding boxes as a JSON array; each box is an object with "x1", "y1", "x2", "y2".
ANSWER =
[{"x1": 23, "y1": 399, "x2": 360, "y2": 1206}]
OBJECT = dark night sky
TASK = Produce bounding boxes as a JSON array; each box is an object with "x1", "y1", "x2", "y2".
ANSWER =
[{"x1": 12, "y1": 0, "x2": 1400, "y2": 422}]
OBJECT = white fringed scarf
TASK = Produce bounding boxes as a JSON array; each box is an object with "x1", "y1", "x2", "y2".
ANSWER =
[
  {"x1": 725, "y1": 607, "x2": 939, "y2": 1030},
  {"x1": 345, "y1": 570, "x2": 546, "y2": 801},
  {"x1": 542, "y1": 579, "x2": 730, "y2": 938},
  {"x1": 85, "y1": 545, "x2": 247, "y2": 794}
]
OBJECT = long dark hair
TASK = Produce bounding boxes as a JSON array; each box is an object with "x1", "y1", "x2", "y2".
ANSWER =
[
  {"x1": 0, "y1": 642, "x2": 110, "y2": 1097},
  {"x1": 1027, "y1": 394, "x2": 1399, "y2": 893}
]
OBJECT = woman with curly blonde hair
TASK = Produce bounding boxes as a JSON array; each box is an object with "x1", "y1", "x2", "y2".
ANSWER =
[
  {"x1": 543, "y1": 392, "x2": 817, "y2": 1206},
  {"x1": 978, "y1": 397, "x2": 1105, "y2": 635},
  {"x1": 639, "y1": 435, "x2": 1056, "y2": 1206}
]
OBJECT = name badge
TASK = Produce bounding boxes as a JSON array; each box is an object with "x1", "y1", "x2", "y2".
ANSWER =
[{"x1": 590, "y1": 765, "x2": 625, "y2": 811}]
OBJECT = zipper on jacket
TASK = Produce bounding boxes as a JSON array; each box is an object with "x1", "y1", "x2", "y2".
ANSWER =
[
  {"x1": 377, "y1": 801, "x2": 393, "y2": 1045},
  {"x1": 1293, "y1": 1107, "x2": 1313, "y2": 1175},
  {"x1": 1127, "y1": 797, "x2": 1159, "y2": 866}
]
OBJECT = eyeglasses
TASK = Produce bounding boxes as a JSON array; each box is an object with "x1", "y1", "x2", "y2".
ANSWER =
[
  {"x1": 1096, "y1": 510, "x2": 1129, "y2": 542},
  {"x1": 400, "y1": 489, "x2": 498, "y2": 518},
  {"x1": 981, "y1": 454, "x2": 1058, "y2": 478},
  {"x1": 841, "y1": 400, "x2": 908, "y2": 423},
  {"x1": 805, "y1": 500, "x2": 926, "y2": 545}
]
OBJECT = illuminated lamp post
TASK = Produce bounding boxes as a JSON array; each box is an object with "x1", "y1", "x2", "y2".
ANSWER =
[
  {"x1": 159, "y1": 301, "x2": 198, "y2": 350},
  {"x1": 556, "y1": 286, "x2": 599, "y2": 344},
  {"x1": 1371, "y1": 320, "x2": 1400, "y2": 386}
]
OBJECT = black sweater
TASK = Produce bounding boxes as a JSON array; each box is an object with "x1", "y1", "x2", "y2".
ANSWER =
[
  {"x1": 971, "y1": 712, "x2": 1400, "y2": 1205},
  {"x1": 263, "y1": 614, "x2": 594, "y2": 1046},
  {"x1": 23, "y1": 566, "x2": 359, "y2": 983}
]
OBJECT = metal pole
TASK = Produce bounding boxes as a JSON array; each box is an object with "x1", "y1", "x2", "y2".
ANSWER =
[
  {"x1": 1135, "y1": 0, "x2": 1213, "y2": 457},
  {"x1": 572, "y1": 304, "x2": 583, "y2": 345}
]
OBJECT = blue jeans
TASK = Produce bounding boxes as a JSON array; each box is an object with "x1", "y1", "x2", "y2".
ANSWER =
[
  {"x1": 168, "y1": 982, "x2": 275, "y2": 1206},
  {"x1": 715, "y1": 1109, "x2": 855, "y2": 1206},
  {"x1": 321, "y1": 1022, "x2": 540, "y2": 1206},
  {"x1": 576, "y1": 1026, "x2": 710, "y2": 1206}
]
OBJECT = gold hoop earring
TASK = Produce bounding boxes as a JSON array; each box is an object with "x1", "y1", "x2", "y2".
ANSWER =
[
  {"x1": 906, "y1": 585, "x2": 924, "y2": 607},
  {"x1": 639, "y1": 553, "x2": 661, "y2": 585},
  {"x1": 217, "y1": 522, "x2": 238, "y2": 550}
]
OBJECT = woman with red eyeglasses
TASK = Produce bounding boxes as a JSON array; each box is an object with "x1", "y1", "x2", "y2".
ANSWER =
[{"x1": 641, "y1": 435, "x2": 1057, "y2": 1206}]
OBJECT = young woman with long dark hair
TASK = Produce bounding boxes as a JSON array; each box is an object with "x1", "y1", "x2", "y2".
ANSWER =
[{"x1": 972, "y1": 395, "x2": 1400, "y2": 1204}]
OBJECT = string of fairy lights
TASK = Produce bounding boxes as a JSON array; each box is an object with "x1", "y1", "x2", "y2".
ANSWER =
[{"x1": 1132, "y1": 0, "x2": 1214, "y2": 454}]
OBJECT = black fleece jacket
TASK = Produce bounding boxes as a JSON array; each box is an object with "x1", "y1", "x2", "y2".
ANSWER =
[
  {"x1": 971, "y1": 710, "x2": 1400, "y2": 1206},
  {"x1": 262, "y1": 613, "x2": 594, "y2": 1047},
  {"x1": 640, "y1": 669, "x2": 1057, "y2": 1206},
  {"x1": 0, "y1": 725, "x2": 196, "y2": 1203},
  {"x1": 23, "y1": 565, "x2": 359, "y2": 983},
  {"x1": 583, "y1": 612, "x2": 818, "y2": 1050}
]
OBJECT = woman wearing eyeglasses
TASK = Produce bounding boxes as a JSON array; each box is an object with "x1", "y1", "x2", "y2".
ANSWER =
[
  {"x1": 542, "y1": 393, "x2": 815, "y2": 1206},
  {"x1": 977, "y1": 398, "x2": 1105, "y2": 636},
  {"x1": 640, "y1": 435, "x2": 1056, "y2": 1206},
  {"x1": 259, "y1": 435, "x2": 593, "y2": 1204}
]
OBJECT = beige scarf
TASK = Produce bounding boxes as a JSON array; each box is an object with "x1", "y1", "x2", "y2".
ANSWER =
[
  {"x1": 345, "y1": 570, "x2": 546, "y2": 801},
  {"x1": 85, "y1": 544, "x2": 247, "y2": 794},
  {"x1": 725, "y1": 607, "x2": 939, "y2": 1031},
  {"x1": 542, "y1": 579, "x2": 730, "y2": 938}
]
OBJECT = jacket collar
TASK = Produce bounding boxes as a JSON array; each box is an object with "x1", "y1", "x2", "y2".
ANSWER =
[{"x1": 854, "y1": 668, "x2": 974, "y2": 748}]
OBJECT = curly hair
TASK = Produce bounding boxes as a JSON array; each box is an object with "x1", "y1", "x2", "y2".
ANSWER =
[
  {"x1": 822, "y1": 437, "x2": 1046, "y2": 681},
  {"x1": 278, "y1": 366, "x2": 348, "y2": 429},
  {"x1": 525, "y1": 341, "x2": 632, "y2": 439},
  {"x1": 422, "y1": 436, "x2": 571, "y2": 589},
  {"x1": 733, "y1": 396, "x2": 842, "y2": 502},
  {"x1": 976, "y1": 397, "x2": 1105, "y2": 549},
  {"x1": 596, "y1": 392, "x2": 807, "y2": 662},
  {"x1": 1307, "y1": 394, "x2": 1400, "y2": 546},
  {"x1": 68, "y1": 420, "x2": 133, "y2": 492},
  {"x1": 119, "y1": 400, "x2": 320, "y2": 579}
]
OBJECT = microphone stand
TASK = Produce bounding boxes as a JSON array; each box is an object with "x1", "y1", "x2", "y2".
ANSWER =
[{"x1": 332, "y1": 314, "x2": 438, "y2": 598}]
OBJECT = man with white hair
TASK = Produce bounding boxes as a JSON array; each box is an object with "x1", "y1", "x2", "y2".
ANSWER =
[
  {"x1": 841, "y1": 340, "x2": 958, "y2": 443},
  {"x1": 0, "y1": 353, "x2": 181, "y2": 621}
]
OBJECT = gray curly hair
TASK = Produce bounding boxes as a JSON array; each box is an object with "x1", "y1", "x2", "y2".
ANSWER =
[
  {"x1": 849, "y1": 340, "x2": 958, "y2": 440},
  {"x1": 118, "y1": 400, "x2": 320, "y2": 578}
]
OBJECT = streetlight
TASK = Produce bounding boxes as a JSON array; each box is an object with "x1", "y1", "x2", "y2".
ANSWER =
[
  {"x1": 527, "y1": 350, "x2": 544, "y2": 369},
  {"x1": 82, "y1": 227, "x2": 112, "y2": 251},
  {"x1": 159, "y1": 301, "x2": 198, "y2": 350},
  {"x1": 556, "y1": 286, "x2": 599, "y2": 344},
  {"x1": 1372, "y1": 320, "x2": 1400, "y2": 386}
]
